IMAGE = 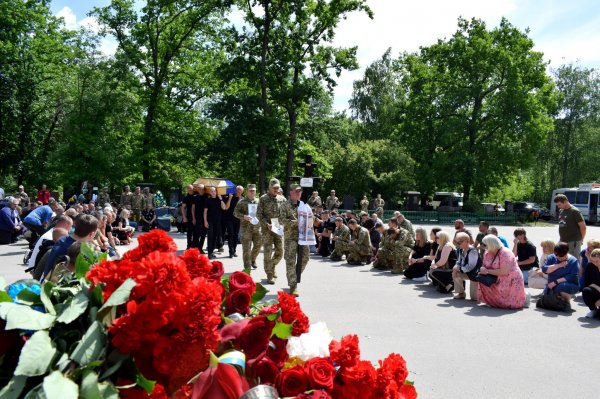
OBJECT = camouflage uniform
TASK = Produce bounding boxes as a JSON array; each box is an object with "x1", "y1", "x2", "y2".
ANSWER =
[
  {"x1": 120, "y1": 191, "x2": 133, "y2": 208},
  {"x1": 347, "y1": 226, "x2": 371, "y2": 263},
  {"x1": 374, "y1": 231, "x2": 394, "y2": 269},
  {"x1": 325, "y1": 195, "x2": 340, "y2": 211},
  {"x1": 279, "y1": 199, "x2": 309, "y2": 289},
  {"x1": 391, "y1": 227, "x2": 415, "y2": 274},
  {"x1": 330, "y1": 224, "x2": 350, "y2": 259},
  {"x1": 257, "y1": 192, "x2": 286, "y2": 280},
  {"x1": 131, "y1": 193, "x2": 144, "y2": 222},
  {"x1": 360, "y1": 198, "x2": 369, "y2": 213},
  {"x1": 307, "y1": 195, "x2": 322, "y2": 211},
  {"x1": 14, "y1": 191, "x2": 30, "y2": 208},
  {"x1": 97, "y1": 192, "x2": 110, "y2": 207},
  {"x1": 373, "y1": 197, "x2": 385, "y2": 210},
  {"x1": 233, "y1": 197, "x2": 261, "y2": 269},
  {"x1": 143, "y1": 193, "x2": 155, "y2": 209},
  {"x1": 398, "y1": 218, "x2": 415, "y2": 239}
]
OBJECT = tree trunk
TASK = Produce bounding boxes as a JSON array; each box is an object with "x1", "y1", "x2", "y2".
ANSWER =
[
  {"x1": 143, "y1": 88, "x2": 160, "y2": 182},
  {"x1": 285, "y1": 66, "x2": 300, "y2": 194},
  {"x1": 258, "y1": 0, "x2": 272, "y2": 194}
]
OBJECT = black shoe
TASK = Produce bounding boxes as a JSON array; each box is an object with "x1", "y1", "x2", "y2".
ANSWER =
[
  {"x1": 251, "y1": 263, "x2": 258, "y2": 270},
  {"x1": 229, "y1": 253, "x2": 234, "y2": 258},
  {"x1": 233, "y1": 252, "x2": 238, "y2": 257},
  {"x1": 208, "y1": 253, "x2": 216, "y2": 260}
]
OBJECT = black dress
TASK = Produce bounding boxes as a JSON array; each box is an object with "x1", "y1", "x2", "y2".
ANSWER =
[{"x1": 403, "y1": 241, "x2": 432, "y2": 279}]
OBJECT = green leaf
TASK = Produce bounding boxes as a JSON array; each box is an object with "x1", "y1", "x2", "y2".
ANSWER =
[
  {"x1": 15, "y1": 330, "x2": 57, "y2": 376},
  {"x1": 70, "y1": 321, "x2": 106, "y2": 366},
  {"x1": 41, "y1": 282, "x2": 56, "y2": 315},
  {"x1": 99, "y1": 278, "x2": 136, "y2": 311},
  {"x1": 91, "y1": 284, "x2": 103, "y2": 306},
  {"x1": 16, "y1": 288, "x2": 42, "y2": 306},
  {"x1": 221, "y1": 275, "x2": 230, "y2": 293},
  {"x1": 75, "y1": 254, "x2": 91, "y2": 279},
  {"x1": 272, "y1": 322, "x2": 293, "y2": 339},
  {"x1": 0, "y1": 375, "x2": 27, "y2": 399},
  {"x1": 43, "y1": 371, "x2": 78, "y2": 399},
  {"x1": 56, "y1": 352, "x2": 71, "y2": 372},
  {"x1": 0, "y1": 291, "x2": 12, "y2": 303},
  {"x1": 136, "y1": 371, "x2": 156, "y2": 394},
  {"x1": 0, "y1": 302, "x2": 56, "y2": 330},
  {"x1": 251, "y1": 283, "x2": 268, "y2": 304},
  {"x1": 56, "y1": 290, "x2": 89, "y2": 324},
  {"x1": 23, "y1": 384, "x2": 44, "y2": 399},
  {"x1": 99, "y1": 351, "x2": 128, "y2": 380},
  {"x1": 80, "y1": 370, "x2": 102, "y2": 399}
]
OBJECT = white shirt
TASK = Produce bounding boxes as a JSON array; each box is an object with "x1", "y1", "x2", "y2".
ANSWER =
[{"x1": 28, "y1": 228, "x2": 54, "y2": 268}]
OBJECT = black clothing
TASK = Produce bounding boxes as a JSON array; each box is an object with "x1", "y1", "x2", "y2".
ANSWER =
[
  {"x1": 516, "y1": 241, "x2": 538, "y2": 271},
  {"x1": 403, "y1": 242, "x2": 433, "y2": 279},
  {"x1": 205, "y1": 197, "x2": 223, "y2": 222},
  {"x1": 183, "y1": 194, "x2": 195, "y2": 220}
]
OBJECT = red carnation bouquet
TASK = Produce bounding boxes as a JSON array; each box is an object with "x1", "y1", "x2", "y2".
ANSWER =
[{"x1": 0, "y1": 229, "x2": 417, "y2": 399}]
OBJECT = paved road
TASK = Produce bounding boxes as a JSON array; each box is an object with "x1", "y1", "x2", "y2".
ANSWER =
[{"x1": 1, "y1": 224, "x2": 598, "y2": 398}]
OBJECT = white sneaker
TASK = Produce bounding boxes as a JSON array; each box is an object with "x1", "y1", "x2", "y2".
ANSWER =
[
  {"x1": 413, "y1": 276, "x2": 428, "y2": 282},
  {"x1": 585, "y1": 310, "x2": 597, "y2": 318}
]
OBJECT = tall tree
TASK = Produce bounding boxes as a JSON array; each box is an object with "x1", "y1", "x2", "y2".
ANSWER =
[
  {"x1": 397, "y1": 18, "x2": 556, "y2": 201},
  {"x1": 93, "y1": 0, "x2": 228, "y2": 182}
]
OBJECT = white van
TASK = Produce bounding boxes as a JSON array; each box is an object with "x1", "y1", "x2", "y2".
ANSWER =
[{"x1": 550, "y1": 183, "x2": 600, "y2": 222}]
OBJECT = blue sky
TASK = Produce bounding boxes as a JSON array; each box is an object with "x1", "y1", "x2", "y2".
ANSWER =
[{"x1": 51, "y1": 0, "x2": 600, "y2": 111}]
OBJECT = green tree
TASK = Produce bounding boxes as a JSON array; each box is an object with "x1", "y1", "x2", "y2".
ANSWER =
[
  {"x1": 93, "y1": 0, "x2": 228, "y2": 183},
  {"x1": 397, "y1": 18, "x2": 556, "y2": 201}
]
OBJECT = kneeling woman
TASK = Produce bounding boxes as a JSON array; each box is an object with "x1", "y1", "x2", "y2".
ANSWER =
[
  {"x1": 478, "y1": 235, "x2": 526, "y2": 309},
  {"x1": 542, "y1": 242, "x2": 579, "y2": 304}
]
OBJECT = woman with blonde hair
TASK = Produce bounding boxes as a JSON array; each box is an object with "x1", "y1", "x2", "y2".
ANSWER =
[
  {"x1": 404, "y1": 227, "x2": 432, "y2": 281},
  {"x1": 529, "y1": 239, "x2": 555, "y2": 289},
  {"x1": 428, "y1": 231, "x2": 457, "y2": 293},
  {"x1": 579, "y1": 238, "x2": 600, "y2": 290},
  {"x1": 478, "y1": 234, "x2": 527, "y2": 309}
]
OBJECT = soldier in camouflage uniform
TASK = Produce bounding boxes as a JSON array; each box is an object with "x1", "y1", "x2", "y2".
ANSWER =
[
  {"x1": 329, "y1": 218, "x2": 350, "y2": 261},
  {"x1": 373, "y1": 226, "x2": 394, "y2": 269},
  {"x1": 307, "y1": 191, "x2": 322, "y2": 212},
  {"x1": 13, "y1": 185, "x2": 30, "y2": 208},
  {"x1": 256, "y1": 178, "x2": 287, "y2": 284},
  {"x1": 120, "y1": 185, "x2": 133, "y2": 208},
  {"x1": 131, "y1": 187, "x2": 144, "y2": 226},
  {"x1": 325, "y1": 190, "x2": 340, "y2": 211},
  {"x1": 97, "y1": 187, "x2": 111, "y2": 207},
  {"x1": 233, "y1": 184, "x2": 261, "y2": 270},
  {"x1": 142, "y1": 187, "x2": 154, "y2": 209},
  {"x1": 391, "y1": 226, "x2": 415, "y2": 274},
  {"x1": 346, "y1": 219, "x2": 371, "y2": 265},
  {"x1": 373, "y1": 194, "x2": 385, "y2": 211},
  {"x1": 279, "y1": 184, "x2": 309, "y2": 296},
  {"x1": 397, "y1": 212, "x2": 415, "y2": 239},
  {"x1": 360, "y1": 196, "x2": 369, "y2": 213}
]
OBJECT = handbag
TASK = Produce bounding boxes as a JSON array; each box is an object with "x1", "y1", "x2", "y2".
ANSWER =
[
  {"x1": 536, "y1": 288, "x2": 571, "y2": 312},
  {"x1": 475, "y1": 249, "x2": 501, "y2": 286}
]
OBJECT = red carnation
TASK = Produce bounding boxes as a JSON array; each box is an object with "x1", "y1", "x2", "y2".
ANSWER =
[
  {"x1": 378, "y1": 353, "x2": 408, "y2": 386},
  {"x1": 295, "y1": 391, "x2": 333, "y2": 399},
  {"x1": 278, "y1": 292, "x2": 309, "y2": 336},
  {"x1": 229, "y1": 271, "x2": 256, "y2": 294},
  {"x1": 332, "y1": 360, "x2": 376, "y2": 399},
  {"x1": 329, "y1": 335, "x2": 360, "y2": 369},
  {"x1": 275, "y1": 365, "x2": 309, "y2": 397},
  {"x1": 305, "y1": 357, "x2": 336, "y2": 390},
  {"x1": 399, "y1": 383, "x2": 417, "y2": 399},
  {"x1": 123, "y1": 229, "x2": 177, "y2": 261},
  {"x1": 179, "y1": 248, "x2": 213, "y2": 280},
  {"x1": 225, "y1": 289, "x2": 252, "y2": 316},
  {"x1": 235, "y1": 315, "x2": 275, "y2": 360}
]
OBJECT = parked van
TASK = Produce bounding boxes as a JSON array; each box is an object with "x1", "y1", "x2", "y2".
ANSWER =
[
  {"x1": 431, "y1": 192, "x2": 463, "y2": 211},
  {"x1": 550, "y1": 183, "x2": 600, "y2": 223}
]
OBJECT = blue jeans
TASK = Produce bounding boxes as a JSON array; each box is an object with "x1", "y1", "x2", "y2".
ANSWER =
[
  {"x1": 549, "y1": 282, "x2": 579, "y2": 296},
  {"x1": 522, "y1": 270, "x2": 529, "y2": 285}
]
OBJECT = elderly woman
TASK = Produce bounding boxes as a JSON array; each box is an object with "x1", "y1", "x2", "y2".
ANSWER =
[
  {"x1": 428, "y1": 231, "x2": 457, "y2": 293},
  {"x1": 582, "y1": 248, "x2": 600, "y2": 318},
  {"x1": 452, "y1": 232, "x2": 480, "y2": 300},
  {"x1": 404, "y1": 227, "x2": 432, "y2": 281},
  {"x1": 478, "y1": 235, "x2": 527, "y2": 309},
  {"x1": 541, "y1": 242, "x2": 579, "y2": 303}
]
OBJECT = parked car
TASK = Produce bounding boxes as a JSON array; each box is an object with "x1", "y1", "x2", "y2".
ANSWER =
[
  {"x1": 513, "y1": 202, "x2": 551, "y2": 220},
  {"x1": 481, "y1": 203, "x2": 506, "y2": 213}
]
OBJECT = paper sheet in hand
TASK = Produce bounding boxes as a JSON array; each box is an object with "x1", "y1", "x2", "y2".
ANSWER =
[
  {"x1": 270, "y1": 218, "x2": 284, "y2": 236},
  {"x1": 248, "y1": 204, "x2": 259, "y2": 225},
  {"x1": 298, "y1": 201, "x2": 317, "y2": 245}
]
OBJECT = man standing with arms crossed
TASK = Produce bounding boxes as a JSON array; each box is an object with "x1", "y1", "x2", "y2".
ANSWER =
[
  {"x1": 257, "y1": 178, "x2": 286, "y2": 284},
  {"x1": 280, "y1": 184, "x2": 310, "y2": 296},
  {"x1": 554, "y1": 194, "x2": 586, "y2": 256},
  {"x1": 234, "y1": 184, "x2": 261, "y2": 270}
]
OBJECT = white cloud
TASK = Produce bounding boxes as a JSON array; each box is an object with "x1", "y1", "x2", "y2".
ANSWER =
[
  {"x1": 56, "y1": 6, "x2": 78, "y2": 31},
  {"x1": 55, "y1": 6, "x2": 117, "y2": 57}
]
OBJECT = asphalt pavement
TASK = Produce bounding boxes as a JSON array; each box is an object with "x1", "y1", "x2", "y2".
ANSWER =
[{"x1": 1, "y1": 223, "x2": 598, "y2": 398}]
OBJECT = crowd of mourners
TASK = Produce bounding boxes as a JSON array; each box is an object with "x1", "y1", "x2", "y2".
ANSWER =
[
  {"x1": 1, "y1": 182, "x2": 599, "y2": 318},
  {"x1": 0, "y1": 184, "x2": 156, "y2": 283}
]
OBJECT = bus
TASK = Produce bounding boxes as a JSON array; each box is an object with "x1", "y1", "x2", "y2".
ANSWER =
[
  {"x1": 431, "y1": 192, "x2": 463, "y2": 211},
  {"x1": 550, "y1": 183, "x2": 600, "y2": 223}
]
